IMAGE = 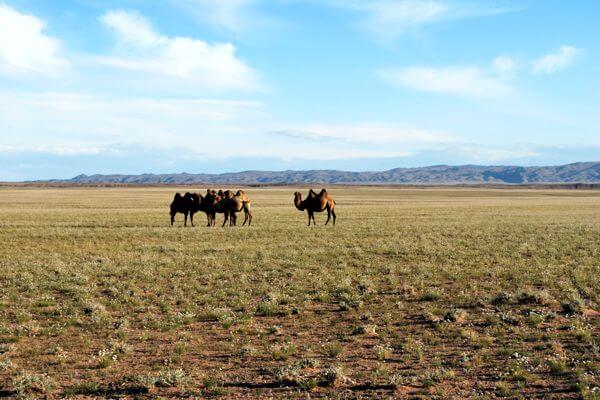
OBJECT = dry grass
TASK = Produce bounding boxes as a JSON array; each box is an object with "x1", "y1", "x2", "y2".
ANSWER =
[{"x1": 0, "y1": 186, "x2": 599, "y2": 398}]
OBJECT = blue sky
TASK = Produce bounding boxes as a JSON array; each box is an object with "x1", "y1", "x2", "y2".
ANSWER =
[{"x1": 0, "y1": 0, "x2": 598, "y2": 180}]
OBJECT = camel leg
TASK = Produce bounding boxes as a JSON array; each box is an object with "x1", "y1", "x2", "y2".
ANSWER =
[
  {"x1": 307, "y1": 212, "x2": 311, "y2": 226},
  {"x1": 190, "y1": 212, "x2": 195, "y2": 227},
  {"x1": 211, "y1": 212, "x2": 217, "y2": 227},
  {"x1": 242, "y1": 203, "x2": 251, "y2": 226},
  {"x1": 312, "y1": 213, "x2": 317, "y2": 225},
  {"x1": 222, "y1": 211, "x2": 229, "y2": 227},
  {"x1": 331, "y1": 208, "x2": 336, "y2": 225},
  {"x1": 170, "y1": 212, "x2": 175, "y2": 226},
  {"x1": 325, "y1": 207, "x2": 331, "y2": 225},
  {"x1": 184, "y1": 212, "x2": 188, "y2": 227}
]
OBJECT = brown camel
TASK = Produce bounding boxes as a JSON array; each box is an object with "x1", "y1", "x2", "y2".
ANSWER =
[
  {"x1": 202, "y1": 189, "x2": 225, "y2": 226},
  {"x1": 293, "y1": 188, "x2": 336, "y2": 226},
  {"x1": 203, "y1": 189, "x2": 252, "y2": 227},
  {"x1": 223, "y1": 190, "x2": 253, "y2": 226}
]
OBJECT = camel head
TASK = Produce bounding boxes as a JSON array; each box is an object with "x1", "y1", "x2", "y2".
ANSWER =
[{"x1": 293, "y1": 192, "x2": 305, "y2": 211}]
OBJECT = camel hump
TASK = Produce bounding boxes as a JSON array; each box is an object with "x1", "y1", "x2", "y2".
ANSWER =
[
  {"x1": 320, "y1": 188, "x2": 328, "y2": 195},
  {"x1": 173, "y1": 192, "x2": 183, "y2": 200}
]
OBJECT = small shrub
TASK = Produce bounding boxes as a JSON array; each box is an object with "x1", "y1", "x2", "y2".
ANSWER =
[
  {"x1": 388, "y1": 373, "x2": 408, "y2": 388},
  {"x1": 352, "y1": 324, "x2": 377, "y2": 336},
  {"x1": 402, "y1": 338, "x2": 424, "y2": 361},
  {"x1": 64, "y1": 382, "x2": 105, "y2": 396},
  {"x1": 271, "y1": 343, "x2": 297, "y2": 361},
  {"x1": 255, "y1": 301, "x2": 289, "y2": 317},
  {"x1": 197, "y1": 306, "x2": 232, "y2": 322},
  {"x1": 374, "y1": 343, "x2": 393, "y2": 361},
  {"x1": 155, "y1": 368, "x2": 189, "y2": 387},
  {"x1": 562, "y1": 298, "x2": 585, "y2": 315},
  {"x1": 496, "y1": 381, "x2": 512, "y2": 397},
  {"x1": 319, "y1": 365, "x2": 351, "y2": 387},
  {"x1": 418, "y1": 367, "x2": 456, "y2": 390},
  {"x1": 507, "y1": 363, "x2": 533, "y2": 382},
  {"x1": 0, "y1": 358, "x2": 15, "y2": 371},
  {"x1": 491, "y1": 292, "x2": 511, "y2": 306},
  {"x1": 547, "y1": 357, "x2": 568, "y2": 374},
  {"x1": 420, "y1": 290, "x2": 442, "y2": 302},
  {"x1": 202, "y1": 375, "x2": 226, "y2": 395},
  {"x1": 324, "y1": 342, "x2": 343, "y2": 359},
  {"x1": 96, "y1": 348, "x2": 118, "y2": 368},
  {"x1": 12, "y1": 372, "x2": 54, "y2": 395},
  {"x1": 273, "y1": 364, "x2": 318, "y2": 391},
  {"x1": 131, "y1": 374, "x2": 158, "y2": 391},
  {"x1": 516, "y1": 289, "x2": 550, "y2": 305},
  {"x1": 297, "y1": 358, "x2": 320, "y2": 368}
]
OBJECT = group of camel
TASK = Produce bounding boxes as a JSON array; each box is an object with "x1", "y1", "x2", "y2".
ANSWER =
[
  {"x1": 170, "y1": 188, "x2": 336, "y2": 227},
  {"x1": 170, "y1": 189, "x2": 252, "y2": 227}
]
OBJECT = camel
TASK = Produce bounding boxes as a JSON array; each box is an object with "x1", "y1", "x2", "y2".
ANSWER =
[
  {"x1": 294, "y1": 189, "x2": 336, "y2": 226},
  {"x1": 223, "y1": 190, "x2": 253, "y2": 226},
  {"x1": 202, "y1": 189, "x2": 224, "y2": 227},
  {"x1": 203, "y1": 189, "x2": 252, "y2": 227},
  {"x1": 170, "y1": 192, "x2": 202, "y2": 226}
]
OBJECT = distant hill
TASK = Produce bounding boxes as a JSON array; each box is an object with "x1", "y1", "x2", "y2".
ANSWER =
[{"x1": 46, "y1": 162, "x2": 600, "y2": 185}]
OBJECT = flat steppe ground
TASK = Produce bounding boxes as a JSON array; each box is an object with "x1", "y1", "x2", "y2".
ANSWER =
[{"x1": 0, "y1": 187, "x2": 598, "y2": 399}]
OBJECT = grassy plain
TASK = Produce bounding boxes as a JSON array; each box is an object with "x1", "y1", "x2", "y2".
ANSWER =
[{"x1": 0, "y1": 186, "x2": 599, "y2": 398}]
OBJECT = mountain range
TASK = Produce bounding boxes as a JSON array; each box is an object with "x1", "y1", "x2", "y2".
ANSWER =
[{"x1": 42, "y1": 162, "x2": 600, "y2": 185}]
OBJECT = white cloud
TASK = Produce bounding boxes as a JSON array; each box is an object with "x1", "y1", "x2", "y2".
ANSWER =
[
  {"x1": 380, "y1": 63, "x2": 512, "y2": 98},
  {"x1": 98, "y1": 10, "x2": 259, "y2": 90},
  {"x1": 446, "y1": 144, "x2": 540, "y2": 163},
  {"x1": 271, "y1": 124, "x2": 449, "y2": 144},
  {"x1": 492, "y1": 55, "x2": 518, "y2": 77},
  {"x1": 100, "y1": 10, "x2": 164, "y2": 48},
  {"x1": 0, "y1": 92, "x2": 265, "y2": 152},
  {"x1": 0, "y1": 92, "x2": 444, "y2": 162},
  {"x1": 0, "y1": 4, "x2": 68, "y2": 76},
  {"x1": 170, "y1": 0, "x2": 278, "y2": 35},
  {"x1": 327, "y1": 0, "x2": 516, "y2": 40},
  {"x1": 531, "y1": 46, "x2": 583, "y2": 75}
]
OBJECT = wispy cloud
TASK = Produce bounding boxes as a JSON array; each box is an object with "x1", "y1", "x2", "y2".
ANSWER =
[
  {"x1": 531, "y1": 46, "x2": 583, "y2": 75},
  {"x1": 97, "y1": 9, "x2": 259, "y2": 90},
  {"x1": 326, "y1": 0, "x2": 517, "y2": 41},
  {"x1": 0, "y1": 92, "x2": 446, "y2": 165},
  {"x1": 0, "y1": 4, "x2": 68, "y2": 76},
  {"x1": 492, "y1": 55, "x2": 519, "y2": 78},
  {"x1": 170, "y1": 0, "x2": 280, "y2": 35},
  {"x1": 270, "y1": 124, "x2": 449, "y2": 144},
  {"x1": 0, "y1": 91, "x2": 265, "y2": 151},
  {"x1": 380, "y1": 58, "x2": 514, "y2": 98}
]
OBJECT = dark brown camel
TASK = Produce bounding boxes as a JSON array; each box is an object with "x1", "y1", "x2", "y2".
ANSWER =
[
  {"x1": 294, "y1": 189, "x2": 336, "y2": 226},
  {"x1": 170, "y1": 192, "x2": 202, "y2": 226},
  {"x1": 202, "y1": 189, "x2": 224, "y2": 227}
]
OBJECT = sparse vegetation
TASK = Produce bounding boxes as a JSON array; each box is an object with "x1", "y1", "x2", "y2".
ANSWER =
[{"x1": 0, "y1": 186, "x2": 598, "y2": 398}]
